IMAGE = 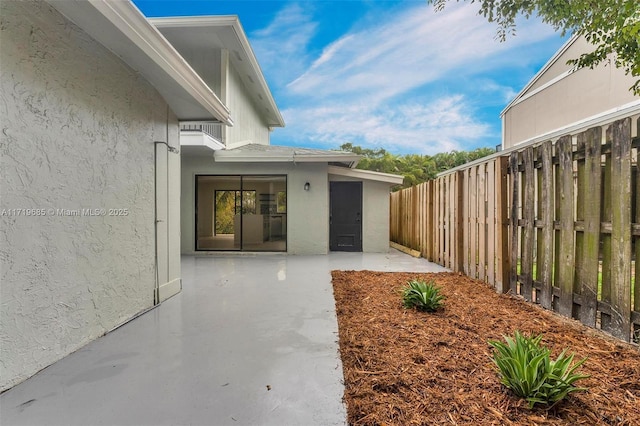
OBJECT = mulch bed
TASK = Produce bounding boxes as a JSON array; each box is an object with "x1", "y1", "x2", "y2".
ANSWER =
[{"x1": 331, "y1": 271, "x2": 640, "y2": 425}]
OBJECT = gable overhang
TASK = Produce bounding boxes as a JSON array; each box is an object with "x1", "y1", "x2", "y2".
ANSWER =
[
  {"x1": 150, "y1": 16, "x2": 285, "y2": 128},
  {"x1": 501, "y1": 35, "x2": 578, "y2": 117},
  {"x1": 46, "y1": 0, "x2": 232, "y2": 124},
  {"x1": 328, "y1": 166, "x2": 404, "y2": 185}
]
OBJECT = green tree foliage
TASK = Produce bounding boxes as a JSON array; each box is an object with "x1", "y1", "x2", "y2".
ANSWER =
[
  {"x1": 338, "y1": 143, "x2": 494, "y2": 190},
  {"x1": 427, "y1": 0, "x2": 640, "y2": 94},
  {"x1": 215, "y1": 191, "x2": 236, "y2": 234}
]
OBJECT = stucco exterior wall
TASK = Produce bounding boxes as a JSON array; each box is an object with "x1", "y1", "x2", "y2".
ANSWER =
[
  {"x1": 181, "y1": 156, "x2": 329, "y2": 254},
  {"x1": 328, "y1": 175, "x2": 392, "y2": 253},
  {"x1": 503, "y1": 37, "x2": 639, "y2": 148},
  {"x1": 0, "y1": 2, "x2": 178, "y2": 391},
  {"x1": 225, "y1": 64, "x2": 271, "y2": 148},
  {"x1": 181, "y1": 156, "x2": 393, "y2": 254}
]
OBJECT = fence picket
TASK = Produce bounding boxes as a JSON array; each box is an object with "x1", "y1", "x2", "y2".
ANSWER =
[
  {"x1": 557, "y1": 136, "x2": 575, "y2": 317},
  {"x1": 470, "y1": 167, "x2": 478, "y2": 278},
  {"x1": 487, "y1": 160, "x2": 496, "y2": 285},
  {"x1": 635, "y1": 119, "x2": 640, "y2": 340},
  {"x1": 496, "y1": 157, "x2": 509, "y2": 293},
  {"x1": 521, "y1": 147, "x2": 535, "y2": 301},
  {"x1": 577, "y1": 127, "x2": 602, "y2": 327},
  {"x1": 509, "y1": 152, "x2": 520, "y2": 295},
  {"x1": 609, "y1": 118, "x2": 632, "y2": 341},
  {"x1": 478, "y1": 165, "x2": 487, "y2": 282},
  {"x1": 537, "y1": 141, "x2": 554, "y2": 309},
  {"x1": 601, "y1": 135, "x2": 613, "y2": 333}
]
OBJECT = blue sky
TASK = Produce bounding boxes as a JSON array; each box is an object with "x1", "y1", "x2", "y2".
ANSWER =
[{"x1": 134, "y1": 0, "x2": 568, "y2": 155}]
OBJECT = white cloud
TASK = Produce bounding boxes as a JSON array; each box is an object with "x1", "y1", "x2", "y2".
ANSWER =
[
  {"x1": 286, "y1": 2, "x2": 556, "y2": 103},
  {"x1": 280, "y1": 95, "x2": 490, "y2": 155},
  {"x1": 250, "y1": 3, "x2": 318, "y2": 86},
  {"x1": 257, "y1": 1, "x2": 562, "y2": 154}
]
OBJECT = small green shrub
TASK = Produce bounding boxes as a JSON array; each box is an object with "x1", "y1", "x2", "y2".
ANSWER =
[
  {"x1": 401, "y1": 279, "x2": 444, "y2": 312},
  {"x1": 489, "y1": 331, "x2": 589, "y2": 408}
]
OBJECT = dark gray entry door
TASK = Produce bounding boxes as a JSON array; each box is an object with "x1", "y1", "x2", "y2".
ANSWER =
[{"x1": 329, "y1": 181, "x2": 362, "y2": 252}]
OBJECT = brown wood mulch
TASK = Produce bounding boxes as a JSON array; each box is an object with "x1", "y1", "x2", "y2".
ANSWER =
[{"x1": 331, "y1": 271, "x2": 640, "y2": 426}]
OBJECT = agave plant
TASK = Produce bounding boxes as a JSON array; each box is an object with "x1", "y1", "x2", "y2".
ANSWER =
[
  {"x1": 401, "y1": 279, "x2": 444, "y2": 312},
  {"x1": 489, "y1": 331, "x2": 589, "y2": 408}
]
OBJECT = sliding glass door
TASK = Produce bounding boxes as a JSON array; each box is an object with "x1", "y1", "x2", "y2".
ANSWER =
[{"x1": 196, "y1": 175, "x2": 286, "y2": 251}]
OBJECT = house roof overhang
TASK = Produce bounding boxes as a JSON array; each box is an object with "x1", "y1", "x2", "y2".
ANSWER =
[
  {"x1": 46, "y1": 0, "x2": 232, "y2": 124},
  {"x1": 328, "y1": 165, "x2": 404, "y2": 185},
  {"x1": 150, "y1": 16, "x2": 285, "y2": 129},
  {"x1": 211, "y1": 144, "x2": 361, "y2": 168}
]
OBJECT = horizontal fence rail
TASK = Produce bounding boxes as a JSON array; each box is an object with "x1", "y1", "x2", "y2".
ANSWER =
[{"x1": 390, "y1": 116, "x2": 640, "y2": 343}]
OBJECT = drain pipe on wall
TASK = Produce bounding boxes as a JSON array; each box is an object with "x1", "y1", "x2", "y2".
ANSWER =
[
  {"x1": 153, "y1": 106, "x2": 181, "y2": 304},
  {"x1": 153, "y1": 139, "x2": 180, "y2": 305}
]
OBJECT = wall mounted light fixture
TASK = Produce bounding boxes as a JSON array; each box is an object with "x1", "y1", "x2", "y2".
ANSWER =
[{"x1": 304, "y1": 182, "x2": 310, "y2": 191}]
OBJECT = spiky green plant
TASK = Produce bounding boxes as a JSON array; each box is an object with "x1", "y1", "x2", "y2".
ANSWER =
[
  {"x1": 401, "y1": 279, "x2": 444, "y2": 312},
  {"x1": 489, "y1": 331, "x2": 589, "y2": 408}
]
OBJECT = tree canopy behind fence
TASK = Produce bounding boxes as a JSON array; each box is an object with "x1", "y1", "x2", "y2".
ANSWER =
[{"x1": 338, "y1": 143, "x2": 495, "y2": 190}]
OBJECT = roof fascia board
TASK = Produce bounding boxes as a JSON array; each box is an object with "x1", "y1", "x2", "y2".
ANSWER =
[
  {"x1": 47, "y1": 0, "x2": 232, "y2": 124},
  {"x1": 213, "y1": 152, "x2": 362, "y2": 164},
  {"x1": 150, "y1": 16, "x2": 284, "y2": 127},
  {"x1": 328, "y1": 165, "x2": 404, "y2": 184}
]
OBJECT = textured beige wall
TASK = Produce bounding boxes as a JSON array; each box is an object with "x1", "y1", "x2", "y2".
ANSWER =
[
  {"x1": 503, "y1": 37, "x2": 639, "y2": 148},
  {"x1": 0, "y1": 2, "x2": 178, "y2": 391}
]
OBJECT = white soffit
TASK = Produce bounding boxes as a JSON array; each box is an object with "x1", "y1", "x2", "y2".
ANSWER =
[
  {"x1": 47, "y1": 0, "x2": 232, "y2": 124},
  {"x1": 150, "y1": 16, "x2": 285, "y2": 128},
  {"x1": 328, "y1": 166, "x2": 404, "y2": 185}
]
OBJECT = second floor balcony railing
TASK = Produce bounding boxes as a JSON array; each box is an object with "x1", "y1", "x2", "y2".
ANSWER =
[{"x1": 180, "y1": 122, "x2": 224, "y2": 144}]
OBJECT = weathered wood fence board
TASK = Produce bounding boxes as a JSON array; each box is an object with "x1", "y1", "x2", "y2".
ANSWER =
[
  {"x1": 509, "y1": 152, "x2": 520, "y2": 295},
  {"x1": 389, "y1": 116, "x2": 640, "y2": 343},
  {"x1": 536, "y1": 141, "x2": 554, "y2": 310},
  {"x1": 521, "y1": 147, "x2": 535, "y2": 302},
  {"x1": 557, "y1": 135, "x2": 575, "y2": 318},
  {"x1": 576, "y1": 127, "x2": 602, "y2": 327},
  {"x1": 609, "y1": 119, "x2": 632, "y2": 340}
]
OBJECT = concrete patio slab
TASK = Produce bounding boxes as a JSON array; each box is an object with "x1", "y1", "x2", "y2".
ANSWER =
[{"x1": 1, "y1": 249, "x2": 447, "y2": 426}]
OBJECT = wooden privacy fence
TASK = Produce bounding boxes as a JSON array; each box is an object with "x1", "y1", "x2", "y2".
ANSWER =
[{"x1": 390, "y1": 116, "x2": 640, "y2": 343}]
